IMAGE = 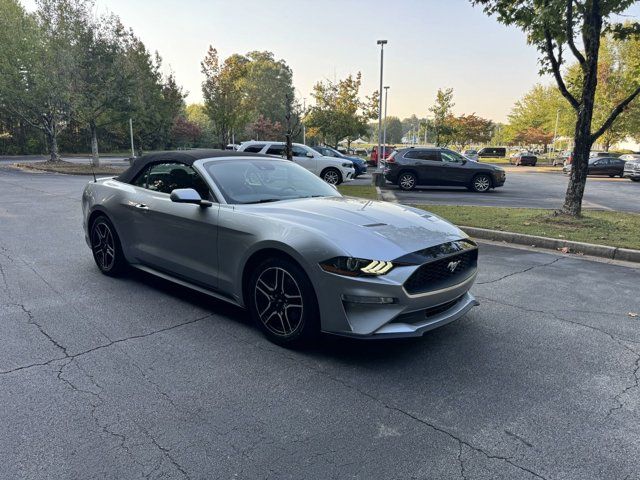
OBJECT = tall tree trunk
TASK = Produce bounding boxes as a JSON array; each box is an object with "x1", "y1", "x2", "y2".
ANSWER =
[
  {"x1": 90, "y1": 121, "x2": 100, "y2": 167},
  {"x1": 46, "y1": 127, "x2": 60, "y2": 162},
  {"x1": 561, "y1": 0, "x2": 601, "y2": 217}
]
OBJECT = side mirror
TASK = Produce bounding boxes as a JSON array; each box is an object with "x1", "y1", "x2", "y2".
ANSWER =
[
  {"x1": 170, "y1": 188, "x2": 212, "y2": 208},
  {"x1": 306, "y1": 153, "x2": 315, "y2": 158}
]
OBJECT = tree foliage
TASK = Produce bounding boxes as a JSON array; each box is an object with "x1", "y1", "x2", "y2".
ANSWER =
[
  {"x1": 0, "y1": 0, "x2": 185, "y2": 159},
  {"x1": 305, "y1": 73, "x2": 378, "y2": 147}
]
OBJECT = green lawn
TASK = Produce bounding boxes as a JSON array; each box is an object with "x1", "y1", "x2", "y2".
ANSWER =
[
  {"x1": 337, "y1": 184, "x2": 379, "y2": 199},
  {"x1": 419, "y1": 205, "x2": 640, "y2": 250}
]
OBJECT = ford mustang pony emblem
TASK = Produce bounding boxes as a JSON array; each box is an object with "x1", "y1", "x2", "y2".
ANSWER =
[{"x1": 447, "y1": 260, "x2": 461, "y2": 272}]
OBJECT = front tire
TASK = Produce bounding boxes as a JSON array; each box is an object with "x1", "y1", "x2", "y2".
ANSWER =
[
  {"x1": 248, "y1": 257, "x2": 320, "y2": 347},
  {"x1": 321, "y1": 168, "x2": 342, "y2": 185},
  {"x1": 470, "y1": 174, "x2": 492, "y2": 193},
  {"x1": 398, "y1": 172, "x2": 417, "y2": 191},
  {"x1": 90, "y1": 215, "x2": 127, "y2": 276}
]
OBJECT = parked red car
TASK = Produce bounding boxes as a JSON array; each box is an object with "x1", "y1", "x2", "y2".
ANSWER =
[{"x1": 369, "y1": 146, "x2": 395, "y2": 166}]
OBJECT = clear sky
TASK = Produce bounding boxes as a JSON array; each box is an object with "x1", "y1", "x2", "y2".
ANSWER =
[{"x1": 22, "y1": 0, "x2": 640, "y2": 122}]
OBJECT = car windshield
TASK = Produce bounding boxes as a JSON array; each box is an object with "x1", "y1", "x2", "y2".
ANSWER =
[
  {"x1": 321, "y1": 146, "x2": 342, "y2": 157},
  {"x1": 203, "y1": 159, "x2": 340, "y2": 204}
]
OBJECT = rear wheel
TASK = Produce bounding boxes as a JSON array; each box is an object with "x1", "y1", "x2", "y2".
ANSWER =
[
  {"x1": 321, "y1": 168, "x2": 342, "y2": 185},
  {"x1": 470, "y1": 174, "x2": 492, "y2": 193},
  {"x1": 398, "y1": 172, "x2": 417, "y2": 191},
  {"x1": 248, "y1": 257, "x2": 320, "y2": 347},
  {"x1": 90, "y1": 215, "x2": 127, "y2": 276}
]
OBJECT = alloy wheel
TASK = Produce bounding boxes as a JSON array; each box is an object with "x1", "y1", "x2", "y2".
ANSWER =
[
  {"x1": 473, "y1": 175, "x2": 491, "y2": 192},
  {"x1": 399, "y1": 174, "x2": 415, "y2": 190},
  {"x1": 91, "y1": 222, "x2": 115, "y2": 271},
  {"x1": 254, "y1": 267, "x2": 304, "y2": 337},
  {"x1": 323, "y1": 170, "x2": 340, "y2": 185}
]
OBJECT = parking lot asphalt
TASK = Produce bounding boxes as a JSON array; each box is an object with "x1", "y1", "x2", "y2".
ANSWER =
[
  {"x1": 1, "y1": 166, "x2": 639, "y2": 479},
  {"x1": 351, "y1": 170, "x2": 640, "y2": 212}
]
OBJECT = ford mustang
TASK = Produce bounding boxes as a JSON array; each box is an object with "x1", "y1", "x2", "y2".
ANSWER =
[{"x1": 82, "y1": 150, "x2": 479, "y2": 347}]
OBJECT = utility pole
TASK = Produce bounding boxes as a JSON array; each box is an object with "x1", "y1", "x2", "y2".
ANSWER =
[
  {"x1": 552, "y1": 108, "x2": 560, "y2": 154},
  {"x1": 375, "y1": 40, "x2": 387, "y2": 177},
  {"x1": 129, "y1": 118, "x2": 135, "y2": 158},
  {"x1": 382, "y1": 86, "x2": 390, "y2": 153},
  {"x1": 303, "y1": 97, "x2": 306, "y2": 145}
]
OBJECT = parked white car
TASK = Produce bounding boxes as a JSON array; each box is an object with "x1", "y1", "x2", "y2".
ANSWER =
[{"x1": 237, "y1": 141, "x2": 355, "y2": 185}]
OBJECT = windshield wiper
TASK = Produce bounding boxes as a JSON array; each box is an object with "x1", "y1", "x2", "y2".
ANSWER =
[{"x1": 244, "y1": 198, "x2": 283, "y2": 204}]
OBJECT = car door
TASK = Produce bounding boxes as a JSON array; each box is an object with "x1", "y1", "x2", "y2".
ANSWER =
[
  {"x1": 292, "y1": 145, "x2": 317, "y2": 173},
  {"x1": 589, "y1": 159, "x2": 605, "y2": 175},
  {"x1": 439, "y1": 150, "x2": 469, "y2": 185},
  {"x1": 131, "y1": 162, "x2": 220, "y2": 289},
  {"x1": 403, "y1": 149, "x2": 444, "y2": 185}
]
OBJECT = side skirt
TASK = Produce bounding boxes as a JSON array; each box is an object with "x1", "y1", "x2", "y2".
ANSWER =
[{"x1": 131, "y1": 264, "x2": 243, "y2": 308}]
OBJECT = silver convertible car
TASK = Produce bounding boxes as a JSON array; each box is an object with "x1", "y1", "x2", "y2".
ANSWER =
[{"x1": 82, "y1": 150, "x2": 479, "y2": 346}]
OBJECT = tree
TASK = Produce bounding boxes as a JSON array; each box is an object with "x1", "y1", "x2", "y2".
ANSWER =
[
  {"x1": 170, "y1": 115, "x2": 202, "y2": 147},
  {"x1": 72, "y1": 13, "x2": 132, "y2": 166},
  {"x1": 185, "y1": 103, "x2": 215, "y2": 146},
  {"x1": 305, "y1": 73, "x2": 377, "y2": 147},
  {"x1": 0, "y1": 0, "x2": 83, "y2": 161},
  {"x1": 245, "y1": 115, "x2": 283, "y2": 141},
  {"x1": 383, "y1": 116, "x2": 403, "y2": 144},
  {"x1": 201, "y1": 47, "x2": 248, "y2": 146},
  {"x1": 472, "y1": 0, "x2": 640, "y2": 216},
  {"x1": 429, "y1": 88, "x2": 456, "y2": 146},
  {"x1": 241, "y1": 51, "x2": 294, "y2": 126},
  {"x1": 450, "y1": 113, "x2": 495, "y2": 146}
]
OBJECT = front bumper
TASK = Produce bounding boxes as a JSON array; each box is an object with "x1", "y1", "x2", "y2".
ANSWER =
[
  {"x1": 314, "y1": 263, "x2": 478, "y2": 338},
  {"x1": 623, "y1": 170, "x2": 640, "y2": 179}
]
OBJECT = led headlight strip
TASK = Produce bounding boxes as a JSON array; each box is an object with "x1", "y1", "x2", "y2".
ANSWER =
[{"x1": 361, "y1": 260, "x2": 394, "y2": 275}]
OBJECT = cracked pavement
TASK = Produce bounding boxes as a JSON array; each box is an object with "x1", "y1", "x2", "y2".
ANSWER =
[{"x1": 1, "y1": 166, "x2": 639, "y2": 479}]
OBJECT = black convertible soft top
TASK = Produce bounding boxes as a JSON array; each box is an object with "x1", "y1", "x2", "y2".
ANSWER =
[{"x1": 116, "y1": 149, "x2": 269, "y2": 184}]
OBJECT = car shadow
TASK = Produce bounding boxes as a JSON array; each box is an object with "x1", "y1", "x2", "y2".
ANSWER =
[
  {"x1": 124, "y1": 267, "x2": 470, "y2": 366},
  {"x1": 386, "y1": 185, "x2": 502, "y2": 194}
]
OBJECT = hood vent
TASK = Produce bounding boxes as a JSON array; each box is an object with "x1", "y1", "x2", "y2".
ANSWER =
[{"x1": 363, "y1": 223, "x2": 388, "y2": 227}]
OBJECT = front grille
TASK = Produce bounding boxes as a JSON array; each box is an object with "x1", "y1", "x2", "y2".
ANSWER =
[{"x1": 403, "y1": 248, "x2": 478, "y2": 295}]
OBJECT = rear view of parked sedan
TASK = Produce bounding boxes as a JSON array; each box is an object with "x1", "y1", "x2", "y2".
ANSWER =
[
  {"x1": 509, "y1": 152, "x2": 537, "y2": 166},
  {"x1": 384, "y1": 148, "x2": 506, "y2": 192},
  {"x1": 82, "y1": 150, "x2": 479, "y2": 347}
]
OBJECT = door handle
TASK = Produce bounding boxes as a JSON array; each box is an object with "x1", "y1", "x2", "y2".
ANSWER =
[{"x1": 134, "y1": 203, "x2": 149, "y2": 210}]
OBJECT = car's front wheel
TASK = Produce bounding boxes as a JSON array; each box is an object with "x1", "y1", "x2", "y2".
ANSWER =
[
  {"x1": 321, "y1": 168, "x2": 342, "y2": 185},
  {"x1": 248, "y1": 257, "x2": 319, "y2": 347},
  {"x1": 470, "y1": 174, "x2": 492, "y2": 193},
  {"x1": 90, "y1": 215, "x2": 127, "y2": 276},
  {"x1": 398, "y1": 172, "x2": 417, "y2": 191}
]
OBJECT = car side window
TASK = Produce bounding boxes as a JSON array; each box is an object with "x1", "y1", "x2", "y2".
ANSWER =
[
  {"x1": 441, "y1": 151, "x2": 464, "y2": 164},
  {"x1": 132, "y1": 166, "x2": 150, "y2": 188},
  {"x1": 266, "y1": 145, "x2": 285, "y2": 156},
  {"x1": 292, "y1": 146, "x2": 309, "y2": 157},
  {"x1": 136, "y1": 162, "x2": 212, "y2": 200},
  {"x1": 404, "y1": 150, "x2": 439, "y2": 161},
  {"x1": 243, "y1": 145, "x2": 265, "y2": 153}
]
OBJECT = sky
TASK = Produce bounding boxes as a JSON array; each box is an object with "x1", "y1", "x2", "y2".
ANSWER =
[{"x1": 22, "y1": 0, "x2": 640, "y2": 123}]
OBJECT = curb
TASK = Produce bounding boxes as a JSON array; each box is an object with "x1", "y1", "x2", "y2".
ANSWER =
[{"x1": 460, "y1": 226, "x2": 640, "y2": 263}]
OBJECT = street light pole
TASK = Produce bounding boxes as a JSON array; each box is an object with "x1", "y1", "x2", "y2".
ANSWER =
[
  {"x1": 303, "y1": 97, "x2": 306, "y2": 145},
  {"x1": 382, "y1": 86, "x2": 389, "y2": 153},
  {"x1": 129, "y1": 117, "x2": 135, "y2": 158},
  {"x1": 376, "y1": 40, "x2": 387, "y2": 174}
]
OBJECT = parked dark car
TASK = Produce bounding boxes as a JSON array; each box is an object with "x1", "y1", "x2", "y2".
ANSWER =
[
  {"x1": 384, "y1": 148, "x2": 506, "y2": 192},
  {"x1": 477, "y1": 147, "x2": 506, "y2": 158},
  {"x1": 563, "y1": 157, "x2": 626, "y2": 177},
  {"x1": 312, "y1": 145, "x2": 367, "y2": 177},
  {"x1": 509, "y1": 152, "x2": 537, "y2": 166}
]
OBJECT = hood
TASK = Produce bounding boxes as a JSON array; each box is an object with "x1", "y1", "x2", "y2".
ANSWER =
[{"x1": 243, "y1": 196, "x2": 467, "y2": 259}]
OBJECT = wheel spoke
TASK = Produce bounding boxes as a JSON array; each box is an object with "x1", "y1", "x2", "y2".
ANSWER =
[{"x1": 255, "y1": 266, "x2": 304, "y2": 337}]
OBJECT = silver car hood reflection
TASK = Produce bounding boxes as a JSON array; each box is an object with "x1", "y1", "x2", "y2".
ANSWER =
[{"x1": 242, "y1": 196, "x2": 467, "y2": 259}]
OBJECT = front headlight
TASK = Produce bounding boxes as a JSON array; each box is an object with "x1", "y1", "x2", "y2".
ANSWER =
[
  {"x1": 342, "y1": 162, "x2": 353, "y2": 168},
  {"x1": 320, "y1": 257, "x2": 395, "y2": 276}
]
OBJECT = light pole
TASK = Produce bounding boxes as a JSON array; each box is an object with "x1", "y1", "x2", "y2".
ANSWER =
[
  {"x1": 303, "y1": 97, "x2": 307, "y2": 145},
  {"x1": 382, "y1": 86, "x2": 390, "y2": 153},
  {"x1": 127, "y1": 97, "x2": 135, "y2": 158},
  {"x1": 376, "y1": 40, "x2": 387, "y2": 175}
]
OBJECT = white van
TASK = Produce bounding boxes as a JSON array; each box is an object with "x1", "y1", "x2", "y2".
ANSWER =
[{"x1": 237, "y1": 141, "x2": 355, "y2": 185}]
